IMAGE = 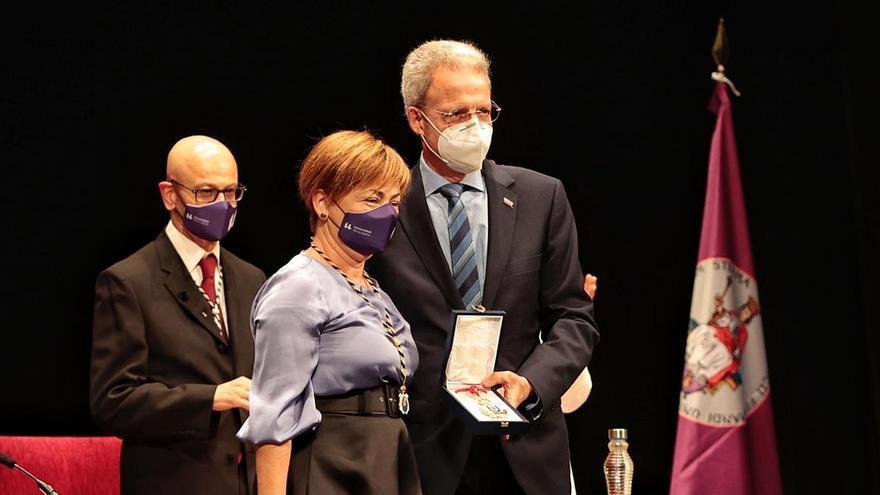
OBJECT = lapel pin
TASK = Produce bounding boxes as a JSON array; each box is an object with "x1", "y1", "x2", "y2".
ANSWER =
[{"x1": 503, "y1": 197, "x2": 514, "y2": 208}]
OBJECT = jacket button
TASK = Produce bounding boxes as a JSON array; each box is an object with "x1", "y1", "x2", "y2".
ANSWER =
[{"x1": 216, "y1": 342, "x2": 229, "y2": 353}]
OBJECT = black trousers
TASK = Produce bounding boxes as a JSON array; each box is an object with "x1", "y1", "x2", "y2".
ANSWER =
[{"x1": 455, "y1": 436, "x2": 526, "y2": 495}]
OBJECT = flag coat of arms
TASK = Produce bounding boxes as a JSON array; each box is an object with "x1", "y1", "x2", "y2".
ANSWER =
[{"x1": 670, "y1": 81, "x2": 783, "y2": 495}]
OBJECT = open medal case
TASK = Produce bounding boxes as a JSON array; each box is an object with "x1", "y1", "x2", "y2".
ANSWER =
[{"x1": 440, "y1": 310, "x2": 529, "y2": 435}]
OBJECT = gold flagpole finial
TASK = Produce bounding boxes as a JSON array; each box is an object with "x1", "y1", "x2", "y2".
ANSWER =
[
  {"x1": 712, "y1": 18, "x2": 729, "y2": 73},
  {"x1": 710, "y1": 17, "x2": 741, "y2": 96}
]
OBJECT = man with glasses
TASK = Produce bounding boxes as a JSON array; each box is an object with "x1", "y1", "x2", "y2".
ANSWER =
[
  {"x1": 90, "y1": 135, "x2": 266, "y2": 494},
  {"x1": 370, "y1": 40, "x2": 599, "y2": 494}
]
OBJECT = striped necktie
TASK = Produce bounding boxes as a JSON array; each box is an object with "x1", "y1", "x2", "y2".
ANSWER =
[{"x1": 438, "y1": 183, "x2": 482, "y2": 310}]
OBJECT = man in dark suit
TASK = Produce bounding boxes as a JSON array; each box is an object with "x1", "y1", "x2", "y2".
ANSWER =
[
  {"x1": 90, "y1": 136, "x2": 266, "y2": 494},
  {"x1": 370, "y1": 40, "x2": 600, "y2": 495}
]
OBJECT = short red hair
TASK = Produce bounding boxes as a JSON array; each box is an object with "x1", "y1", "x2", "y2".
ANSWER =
[{"x1": 298, "y1": 130, "x2": 411, "y2": 231}]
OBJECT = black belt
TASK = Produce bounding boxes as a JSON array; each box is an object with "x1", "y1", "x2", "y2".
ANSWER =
[{"x1": 315, "y1": 384, "x2": 403, "y2": 418}]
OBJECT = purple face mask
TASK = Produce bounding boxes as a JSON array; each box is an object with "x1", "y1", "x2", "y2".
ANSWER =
[
  {"x1": 334, "y1": 202, "x2": 399, "y2": 255},
  {"x1": 183, "y1": 201, "x2": 238, "y2": 242}
]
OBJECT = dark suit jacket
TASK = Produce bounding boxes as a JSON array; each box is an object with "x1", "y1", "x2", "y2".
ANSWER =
[
  {"x1": 90, "y1": 231, "x2": 266, "y2": 495},
  {"x1": 370, "y1": 160, "x2": 599, "y2": 495}
]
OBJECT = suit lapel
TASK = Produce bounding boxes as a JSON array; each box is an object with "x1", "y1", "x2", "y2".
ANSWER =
[
  {"x1": 481, "y1": 161, "x2": 517, "y2": 309},
  {"x1": 156, "y1": 231, "x2": 228, "y2": 344},
  {"x1": 220, "y1": 253, "x2": 252, "y2": 366},
  {"x1": 398, "y1": 164, "x2": 463, "y2": 309},
  {"x1": 220, "y1": 252, "x2": 253, "y2": 424}
]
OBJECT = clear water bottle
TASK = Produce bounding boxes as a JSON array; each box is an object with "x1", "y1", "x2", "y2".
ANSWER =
[{"x1": 603, "y1": 428, "x2": 634, "y2": 495}]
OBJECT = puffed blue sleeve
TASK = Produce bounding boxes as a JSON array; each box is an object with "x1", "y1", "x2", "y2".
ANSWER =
[{"x1": 237, "y1": 265, "x2": 326, "y2": 444}]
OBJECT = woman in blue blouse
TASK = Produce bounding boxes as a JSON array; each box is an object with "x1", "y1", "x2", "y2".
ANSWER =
[{"x1": 238, "y1": 130, "x2": 420, "y2": 494}]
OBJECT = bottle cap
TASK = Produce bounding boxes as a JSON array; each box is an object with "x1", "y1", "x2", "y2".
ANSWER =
[{"x1": 609, "y1": 428, "x2": 628, "y2": 440}]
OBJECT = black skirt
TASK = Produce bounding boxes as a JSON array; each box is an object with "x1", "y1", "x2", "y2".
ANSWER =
[{"x1": 288, "y1": 411, "x2": 422, "y2": 495}]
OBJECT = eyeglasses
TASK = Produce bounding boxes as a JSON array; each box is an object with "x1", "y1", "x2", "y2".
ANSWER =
[
  {"x1": 417, "y1": 100, "x2": 502, "y2": 125},
  {"x1": 170, "y1": 179, "x2": 246, "y2": 203}
]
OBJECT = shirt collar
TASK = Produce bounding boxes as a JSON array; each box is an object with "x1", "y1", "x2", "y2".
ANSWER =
[
  {"x1": 165, "y1": 221, "x2": 221, "y2": 273},
  {"x1": 419, "y1": 154, "x2": 485, "y2": 196}
]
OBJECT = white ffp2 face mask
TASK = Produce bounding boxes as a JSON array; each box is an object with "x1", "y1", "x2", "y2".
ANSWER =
[{"x1": 420, "y1": 112, "x2": 493, "y2": 175}]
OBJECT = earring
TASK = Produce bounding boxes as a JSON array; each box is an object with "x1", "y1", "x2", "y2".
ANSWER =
[{"x1": 319, "y1": 212, "x2": 328, "y2": 220}]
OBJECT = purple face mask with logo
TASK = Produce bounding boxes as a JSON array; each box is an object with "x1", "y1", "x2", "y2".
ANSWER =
[
  {"x1": 183, "y1": 201, "x2": 238, "y2": 242},
  {"x1": 334, "y1": 202, "x2": 399, "y2": 255}
]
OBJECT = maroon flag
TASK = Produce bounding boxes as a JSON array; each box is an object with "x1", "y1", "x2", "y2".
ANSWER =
[{"x1": 670, "y1": 82, "x2": 783, "y2": 495}]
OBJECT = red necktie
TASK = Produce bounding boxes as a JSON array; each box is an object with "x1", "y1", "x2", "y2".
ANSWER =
[{"x1": 198, "y1": 254, "x2": 228, "y2": 342}]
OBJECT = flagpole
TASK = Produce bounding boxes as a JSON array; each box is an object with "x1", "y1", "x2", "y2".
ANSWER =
[{"x1": 669, "y1": 17, "x2": 783, "y2": 495}]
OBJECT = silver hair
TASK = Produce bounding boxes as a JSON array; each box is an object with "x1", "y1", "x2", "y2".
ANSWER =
[{"x1": 400, "y1": 40, "x2": 491, "y2": 109}]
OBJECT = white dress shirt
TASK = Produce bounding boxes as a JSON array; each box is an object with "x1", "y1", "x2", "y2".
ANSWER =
[{"x1": 165, "y1": 221, "x2": 228, "y2": 328}]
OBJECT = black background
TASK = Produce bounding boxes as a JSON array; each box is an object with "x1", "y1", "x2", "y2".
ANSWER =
[{"x1": 2, "y1": 2, "x2": 878, "y2": 493}]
